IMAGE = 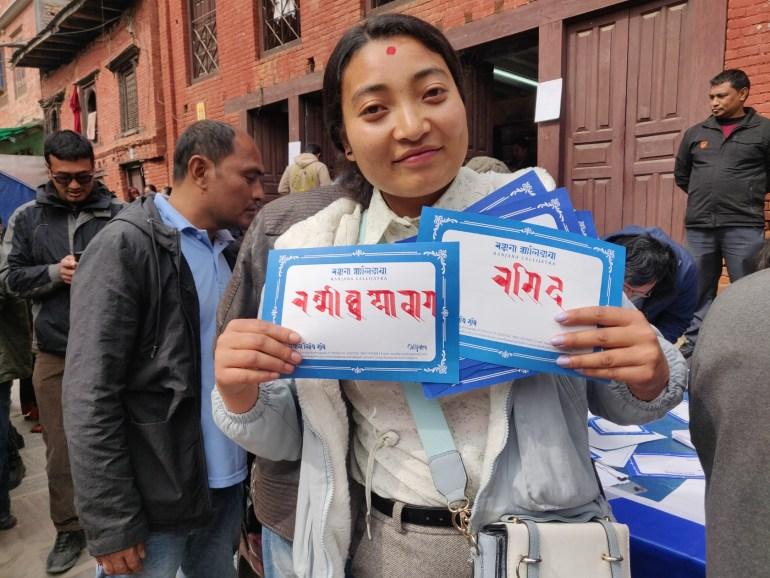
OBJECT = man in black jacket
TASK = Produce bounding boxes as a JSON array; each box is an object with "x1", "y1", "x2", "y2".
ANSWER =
[
  {"x1": 63, "y1": 120, "x2": 264, "y2": 578},
  {"x1": 1, "y1": 130, "x2": 123, "y2": 574},
  {"x1": 674, "y1": 69, "x2": 770, "y2": 356}
]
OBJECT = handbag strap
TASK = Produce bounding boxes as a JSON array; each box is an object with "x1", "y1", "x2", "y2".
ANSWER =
[
  {"x1": 595, "y1": 518, "x2": 625, "y2": 578},
  {"x1": 358, "y1": 210, "x2": 471, "y2": 506},
  {"x1": 517, "y1": 520, "x2": 542, "y2": 578},
  {"x1": 402, "y1": 381, "x2": 470, "y2": 506},
  {"x1": 358, "y1": 211, "x2": 474, "y2": 543}
]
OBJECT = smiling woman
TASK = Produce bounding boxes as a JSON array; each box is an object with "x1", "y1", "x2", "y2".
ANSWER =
[{"x1": 212, "y1": 14, "x2": 687, "y2": 578}]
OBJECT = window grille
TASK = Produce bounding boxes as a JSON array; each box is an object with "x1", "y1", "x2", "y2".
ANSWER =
[
  {"x1": 118, "y1": 65, "x2": 139, "y2": 132},
  {"x1": 367, "y1": 0, "x2": 397, "y2": 9},
  {"x1": 47, "y1": 108, "x2": 60, "y2": 133},
  {"x1": 14, "y1": 65, "x2": 26, "y2": 97},
  {"x1": 190, "y1": 0, "x2": 219, "y2": 79},
  {"x1": 0, "y1": 49, "x2": 5, "y2": 93},
  {"x1": 262, "y1": 0, "x2": 300, "y2": 52}
]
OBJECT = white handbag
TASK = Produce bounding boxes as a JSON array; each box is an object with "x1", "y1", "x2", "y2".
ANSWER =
[
  {"x1": 402, "y1": 381, "x2": 632, "y2": 578},
  {"x1": 474, "y1": 516, "x2": 631, "y2": 578}
]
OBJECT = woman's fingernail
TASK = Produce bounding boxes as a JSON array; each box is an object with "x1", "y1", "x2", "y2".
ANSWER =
[
  {"x1": 290, "y1": 352, "x2": 302, "y2": 363},
  {"x1": 283, "y1": 363, "x2": 295, "y2": 373},
  {"x1": 551, "y1": 335, "x2": 565, "y2": 346},
  {"x1": 554, "y1": 312, "x2": 568, "y2": 322},
  {"x1": 556, "y1": 355, "x2": 571, "y2": 367},
  {"x1": 289, "y1": 332, "x2": 302, "y2": 343}
]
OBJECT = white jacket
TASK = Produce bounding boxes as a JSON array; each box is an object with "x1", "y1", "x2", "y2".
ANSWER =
[{"x1": 214, "y1": 168, "x2": 688, "y2": 577}]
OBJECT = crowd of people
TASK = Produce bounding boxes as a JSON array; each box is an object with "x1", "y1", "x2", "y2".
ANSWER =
[{"x1": 0, "y1": 12, "x2": 768, "y2": 578}]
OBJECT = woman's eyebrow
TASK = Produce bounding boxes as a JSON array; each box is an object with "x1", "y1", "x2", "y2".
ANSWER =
[
  {"x1": 350, "y1": 66, "x2": 450, "y2": 103},
  {"x1": 412, "y1": 66, "x2": 449, "y2": 83}
]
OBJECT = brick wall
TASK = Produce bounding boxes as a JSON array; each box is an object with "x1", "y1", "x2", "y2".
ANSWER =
[
  {"x1": 0, "y1": 1, "x2": 44, "y2": 127},
  {"x1": 726, "y1": 0, "x2": 770, "y2": 117},
  {"x1": 160, "y1": 0, "x2": 534, "y2": 143},
  {"x1": 726, "y1": 0, "x2": 770, "y2": 232},
  {"x1": 39, "y1": 1, "x2": 168, "y2": 195}
]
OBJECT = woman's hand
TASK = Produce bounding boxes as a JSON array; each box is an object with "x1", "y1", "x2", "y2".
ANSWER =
[
  {"x1": 550, "y1": 306, "x2": 669, "y2": 401},
  {"x1": 215, "y1": 319, "x2": 302, "y2": 413}
]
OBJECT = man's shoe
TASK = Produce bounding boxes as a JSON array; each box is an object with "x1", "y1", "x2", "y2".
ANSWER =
[
  {"x1": 0, "y1": 514, "x2": 17, "y2": 530},
  {"x1": 46, "y1": 530, "x2": 86, "y2": 575},
  {"x1": 9, "y1": 425, "x2": 24, "y2": 449},
  {"x1": 8, "y1": 454, "x2": 25, "y2": 490}
]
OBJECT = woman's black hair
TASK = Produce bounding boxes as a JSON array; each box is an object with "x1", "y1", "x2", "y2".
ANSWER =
[
  {"x1": 613, "y1": 234, "x2": 678, "y2": 299},
  {"x1": 323, "y1": 14, "x2": 465, "y2": 205}
]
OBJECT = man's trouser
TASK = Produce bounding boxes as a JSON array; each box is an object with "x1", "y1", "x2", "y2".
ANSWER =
[
  {"x1": 684, "y1": 226, "x2": 765, "y2": 345},
  {"x1": 32, "y1": 351, "x2": 81, "y2": 533}
]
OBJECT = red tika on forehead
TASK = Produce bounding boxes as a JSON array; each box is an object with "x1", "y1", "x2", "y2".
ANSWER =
[{"x1": 386, "y1": 46, "x2": 397, "y2": 55}]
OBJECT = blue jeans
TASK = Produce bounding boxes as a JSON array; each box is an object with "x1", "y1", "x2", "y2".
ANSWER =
[
  {"x1": 96, "y1": 484, "x2": 243, "y2": 578},
  {"x1": 0, "y1": 381, "x2": 11, "y2": 517},
  {"x1": 262, "y1": 526, "x2": 297, "y2": 578},
  {"x1": 684, "y1": 227, "x2": 765, "y2": 343}
]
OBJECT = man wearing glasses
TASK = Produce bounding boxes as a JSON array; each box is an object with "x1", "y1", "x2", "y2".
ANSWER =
[
  {"x1": 606, "y1": 227, "x2": 698, "y2": 344},
  {"x1": 0, "y1": 130, "x2": 122, "y2": 574}
]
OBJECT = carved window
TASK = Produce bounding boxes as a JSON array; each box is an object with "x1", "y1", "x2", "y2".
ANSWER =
[
  {"x1": 366, "y1": 0, "x2": 398, "y2": 10},
  {"x1": 41, "y1": 92, "x2": 64, "y2": 134},
  {"x1": 190, "y1": 0, "x2": 219, "y2": 80},
  {"x1": 0, "y1": 49, "x2": 5, "y2": 94},
  {"x1": 81, "y1": 82, "x2": 98, "y2": 142},
  {"x1": 14, "y1": 65, "x2": 26, "y2": 97},
  {"x1": 261, "y1": 0, "x2": 300, "y2": 52},
  {"x1": 109, "y1": 46, "x2": 141, "y2": 134}
]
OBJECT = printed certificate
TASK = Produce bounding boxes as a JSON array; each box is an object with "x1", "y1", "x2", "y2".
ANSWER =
[
  {"x1": 474, "y1": 187, "x2": 582, "y2": 234},
  {"x1": 575, "y1": 210, "x2": 598, "y2": 238},
  {"x1": 417, "y1": 208, "x2": 625, "y2": 376},
  {"x1": 262, "y1": 242, "x2": 460, "y2": 382},
  {"x1": 465, "y1": 169, "x2": 549, "y2": 214}
]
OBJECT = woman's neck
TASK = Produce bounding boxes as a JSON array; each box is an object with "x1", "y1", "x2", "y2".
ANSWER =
[{"x1": 380, "y1": 187, "x2": 449, "y2": 218}]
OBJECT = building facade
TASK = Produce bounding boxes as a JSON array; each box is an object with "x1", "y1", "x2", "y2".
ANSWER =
[
  {"x1": 154, "y1": 0, "x2": 768, "y2": 242},
  {"x1": 10, "y1": 0, "x2": 769, "y2": 235},
  {"x1": 13, "y1": 0, "x2": 169, "y2": 197},
  {"x1": 0, "y1": 0, "x2": 67, "y2": 154}
]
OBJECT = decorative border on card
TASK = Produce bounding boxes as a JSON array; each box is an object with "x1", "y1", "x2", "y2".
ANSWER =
[{"x1": 265, "y1": 245, "x2": 457, "y2": 380}]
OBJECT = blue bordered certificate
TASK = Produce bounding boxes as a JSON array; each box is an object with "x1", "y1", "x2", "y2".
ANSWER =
[
  {"x1": 262, "y1": 242, "x2": 460, "y2": 382},
  {"x1": 465, "y1": 169, "x2": 549, "y2": 214},
  {"x1": 474, "y1": 188, "x2": 583, "y2": 234},
  {"x1": 417, "y1": 208, "x2": 625, "y2": 376}
]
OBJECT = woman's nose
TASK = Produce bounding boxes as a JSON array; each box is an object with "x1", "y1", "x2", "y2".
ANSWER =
[{"x1": 393, "y1": 105, "x2": 429, "y2": 141}]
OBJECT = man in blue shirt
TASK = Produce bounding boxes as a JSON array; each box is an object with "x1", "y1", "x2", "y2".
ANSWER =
[{"x1": 62, "y1": 120, "x2": 264, "y2": 577}]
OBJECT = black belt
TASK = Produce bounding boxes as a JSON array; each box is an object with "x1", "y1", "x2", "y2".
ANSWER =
[{"x1": 370, "y1": 492, "x2": 453, "y2": 527}]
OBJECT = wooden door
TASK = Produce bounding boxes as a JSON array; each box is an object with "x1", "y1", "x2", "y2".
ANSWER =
[
  {"x1": 462, "y1": 53, "x2": 494, "y2": 160},
  {"x1": 622, "y1": 1, "x2": 690, "y2": 242},
  {"x1": 563, "y1": 11, "x2": 629, "y2": 236},
  {"x1": 300, "y1": 92, "x2": 338, "y2": 178},
  {"x1": 564, "y1": 0, "x2": 698, "y2": 242},
  {"x1": 250, "y1": 102, "x2": 288, "y2": 200}
]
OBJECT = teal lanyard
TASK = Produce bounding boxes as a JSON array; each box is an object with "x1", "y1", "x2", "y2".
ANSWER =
[{"x1": 357, "y1": 206, "x2": 470, "y2": 508}]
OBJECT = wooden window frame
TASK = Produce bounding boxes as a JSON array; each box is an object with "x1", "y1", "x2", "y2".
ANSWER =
[
  {"x1": 108, "y1": 46, "x2": 141, "y2": 136},
  {"x1": 189, "y1": 0, "x2": 219, "y2": 82},
  {"x1": 260, "y1": 0, "x2": 301, "y2": 55},
  {"x1": 0, "y1": 48, "x2": 6, "y2": 94},
  {"x1": 364, "y1": 0, "x2": 408, "y2": 15},
  {"x1": 41, "y1": 91, "x2": 65, "y2": 135},
  {"x1": 76, "y1": 71, "x2": 99, "y2": 143},
  {"x1": 13, "y1": 64, "x2": 26, "y2": 98}
]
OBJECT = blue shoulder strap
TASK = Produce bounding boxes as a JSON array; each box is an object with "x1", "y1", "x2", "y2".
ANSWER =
[{"x1": 357, "y1": 208, "x2": 470, "y2": 507}]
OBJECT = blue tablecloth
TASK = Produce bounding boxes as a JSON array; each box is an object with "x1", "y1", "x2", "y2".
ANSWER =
[{"x1": 605, "y1": 412, "x2": 705, "y2": 578}]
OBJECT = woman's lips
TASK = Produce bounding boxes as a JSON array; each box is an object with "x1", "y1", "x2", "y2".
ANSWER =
[{"x1": 394, "y1": 147, "x2": 441, "y2": 165}]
